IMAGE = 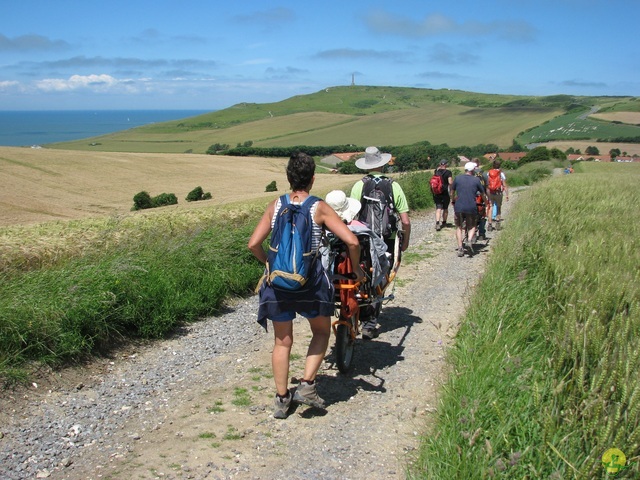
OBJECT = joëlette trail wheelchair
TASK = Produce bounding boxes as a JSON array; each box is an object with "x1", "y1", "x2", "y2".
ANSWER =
[{"x1": 325, "y1": 229, "x2": 402, "y2": 373}]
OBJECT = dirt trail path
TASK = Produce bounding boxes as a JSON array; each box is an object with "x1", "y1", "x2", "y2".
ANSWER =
[{"x1": 2, "y1": 199, "x2": 514, "y2": 480}]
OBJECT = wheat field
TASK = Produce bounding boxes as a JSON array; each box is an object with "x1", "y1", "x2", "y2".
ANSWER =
[{"x1": 0, "y1": 147, "x2": 358, "y2": 227}]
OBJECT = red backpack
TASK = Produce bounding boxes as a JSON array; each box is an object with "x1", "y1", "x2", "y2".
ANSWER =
[
  {"x1": 430, "y1": 172, "x2": 444, "y2": 195},
  {"x1": 488, "y1": 169, "x2": 503, "y2": 193}
]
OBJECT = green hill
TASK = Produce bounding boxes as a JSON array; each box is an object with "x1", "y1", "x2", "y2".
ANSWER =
[{"x1": 49, "y1": 86, "x2": 639, "y2": 154}]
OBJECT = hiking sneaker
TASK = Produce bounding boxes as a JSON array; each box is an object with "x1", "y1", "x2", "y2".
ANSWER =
[
  {"x1": 457, "y1": 247, "x2": 465, "y2": 257},
  {"x1": 293, "y1": 381, "x2": 325, "y2": 408},
  {"x1": 435, "y1": 221, "x2": 441, "y2": 231},
  {"x1": 362, "y1": 327, "x2": 379, "y2": 340},
  {"x1": 273, "y1": 391, "x2": 292, "y2": 419}
]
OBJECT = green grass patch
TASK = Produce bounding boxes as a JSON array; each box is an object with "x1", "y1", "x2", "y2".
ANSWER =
[
  {"x1": 412, "y1": 162, "x2": 640, "y2": 478},
  {"x1": 401, "y1": 251, "x2": 434, "y2": 265},
  {"x1": 503, "y1": 160, "x2": 555, "y2": 187},
  {"x1": 207, "y1": 401, "x2": 225, "y2": 414},
  {"x1": 231, "y1": 387, "x2": 251, "y2": 407},
  {"x1": 223, "y1": 426, "x2": 243, "y2": 441},
  {"x1": 0, "y1": 209, "x2": 264, "y2": 379}
]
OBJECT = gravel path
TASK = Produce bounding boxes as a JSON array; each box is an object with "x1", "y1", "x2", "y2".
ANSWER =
[{"x1": 0, "y1": 197, "x2": 514, "y2": 480}]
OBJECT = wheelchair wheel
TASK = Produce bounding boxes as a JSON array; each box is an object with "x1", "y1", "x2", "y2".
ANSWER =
[{"x1": 335, "y1": 313, "x2": 357, "y2": 374}]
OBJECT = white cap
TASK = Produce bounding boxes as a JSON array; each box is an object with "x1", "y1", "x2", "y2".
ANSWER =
[{"x1": 464, "y1": 161, "x2": 476, "y2": 171}]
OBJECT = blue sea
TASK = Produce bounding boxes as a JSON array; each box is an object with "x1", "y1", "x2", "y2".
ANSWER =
[{"x1": 0, "y1": 110, "x2": 210, "y2": 147}]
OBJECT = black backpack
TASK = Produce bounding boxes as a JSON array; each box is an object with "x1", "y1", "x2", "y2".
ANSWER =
[{"x1": 357, "y1": 175, "x2": 398, "y2": 238}]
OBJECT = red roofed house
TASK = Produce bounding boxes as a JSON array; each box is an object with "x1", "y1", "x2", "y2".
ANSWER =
[
  {"x1": 320, "y1": 152, "x2": 362, "y2": 167},
  {"x1": 497, "y1": 152, "x2": 527, "y2": 162}
]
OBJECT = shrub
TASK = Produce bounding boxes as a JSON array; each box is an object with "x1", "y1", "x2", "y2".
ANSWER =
[
  {"x1": 206, "y1": 143, "x2": 230, "y2": 155},
  {"x1": 396, "y1": 171, "x2": 434, "y2": 210},
  {"x1": 132, "y1": 191, "x2": 153, "y2": 210},
  {"x1": 500, "y1": 160, "x2": 519, "y2": 170},
  {"x1": 186, "y1": 186, "x2": 212, "y2": 202},
  {"x1": 337, "y1": 161, "x2": 363, "y2": 174},
  {"x1": 265, "y1": 181, "x2": 277, "y2": 192},
  {"x1": 152, "y1": 193, "x2": 178, "y2": 208}
]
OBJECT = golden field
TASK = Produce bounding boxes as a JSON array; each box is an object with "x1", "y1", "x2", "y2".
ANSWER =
[{"x1": 0, "y1": 147, "x2": 358, "y2": 227}]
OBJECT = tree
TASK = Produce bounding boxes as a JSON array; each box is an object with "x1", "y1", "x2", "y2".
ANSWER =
[
  {"x1": 585, "y1": 145, "x2": 599, "y2": 155},
  {"x1": 549, "y1": 148, "x2": 567, "y2": 160},
  {"x1": 609, "y1": 148, "x2": 621, "y2": 161},
  {"x1": 518, "y1": 146, "x2": 550, "y2": 166}
]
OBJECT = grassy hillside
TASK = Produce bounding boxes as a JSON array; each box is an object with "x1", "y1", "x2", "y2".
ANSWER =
[
  {"x1": 414, "y1": 162, "x2": 640, "y2": 478},
  {"x1": 49, "y1": 86, "x2": 638, "y2": 154},
  {"x1": 515, "y1": 110, "x2": 640, "y2": 145}
]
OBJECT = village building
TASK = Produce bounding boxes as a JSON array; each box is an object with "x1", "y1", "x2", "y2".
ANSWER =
[{"x1": 320, "y1": 152, "x2": 362, "y2": 167}]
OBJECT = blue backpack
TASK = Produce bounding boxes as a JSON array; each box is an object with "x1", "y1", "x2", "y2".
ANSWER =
[{"x1": 267, "y1": 194, "x2": 321, "y2": 290}]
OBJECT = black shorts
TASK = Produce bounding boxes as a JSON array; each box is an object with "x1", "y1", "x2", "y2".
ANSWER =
[{"x1": 433, "y1": 194, "x2": 450, "y2": 209}]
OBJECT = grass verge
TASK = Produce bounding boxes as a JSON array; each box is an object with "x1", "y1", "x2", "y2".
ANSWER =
[{"x1": 412, "y1": 162, "x2": 640, "y2": 478}]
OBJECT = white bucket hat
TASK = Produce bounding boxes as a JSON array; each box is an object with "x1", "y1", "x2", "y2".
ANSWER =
[
  {"x1": 325, "y1": 190, "x2": 361, "y2": 223},
  {"x1": 355, "y1": 146, "x2": 392, "y2": 170}
]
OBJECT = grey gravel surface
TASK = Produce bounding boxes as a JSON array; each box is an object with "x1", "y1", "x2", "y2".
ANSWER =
[{"x1": 0, "y1": 196, "x2": 515, "y2": 480}]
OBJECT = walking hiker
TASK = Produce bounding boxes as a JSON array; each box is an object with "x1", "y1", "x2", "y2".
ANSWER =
[
  {"x1": 452, "y1": 161, "x2": 486, "y2": 257},
  {"x1": 431, "y1": 159, "x2": 453, "y2": 231},
  {"x1": 486, "y1": 159, "x2": 509, "y2": 231},
  {"x1": 248, "y1": 152, "x2": 365, "y2": 419},
  {"x1": 350, "y1": 146, "x2": 411, "y2": 339},
  {"x1": 473, "y1": 162, "x2": 488, "y2": 240}
]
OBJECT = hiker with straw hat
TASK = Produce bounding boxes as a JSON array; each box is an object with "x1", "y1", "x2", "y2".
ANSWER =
[{"x1": 349, "y1": 146, "x2": 411, "y2": 339}]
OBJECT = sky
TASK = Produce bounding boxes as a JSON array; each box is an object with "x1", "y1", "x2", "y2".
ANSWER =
[{"x1": 1, "y1": 0, "x2": 638, "y2": 111}]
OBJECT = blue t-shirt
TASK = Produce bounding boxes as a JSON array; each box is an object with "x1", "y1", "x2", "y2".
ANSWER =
[{"x1": 452, "y1": 174, "x2": 484, "y2": 214}]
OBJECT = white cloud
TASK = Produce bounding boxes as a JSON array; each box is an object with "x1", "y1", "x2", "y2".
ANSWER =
[
  {"x1": 35, "y1": 74, "x2": 127, "y2": 92},
  {"x1": 0, "y1": 80, "x2": 20, "y2": 90}
]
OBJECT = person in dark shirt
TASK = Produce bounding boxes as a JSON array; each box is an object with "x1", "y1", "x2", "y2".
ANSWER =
[
  {"x1": 451, "y1": 162, "x2": 486, "y2": 257},
  {"x1": 432, "y1": 159, "x2": 453, "y2": 231}
]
